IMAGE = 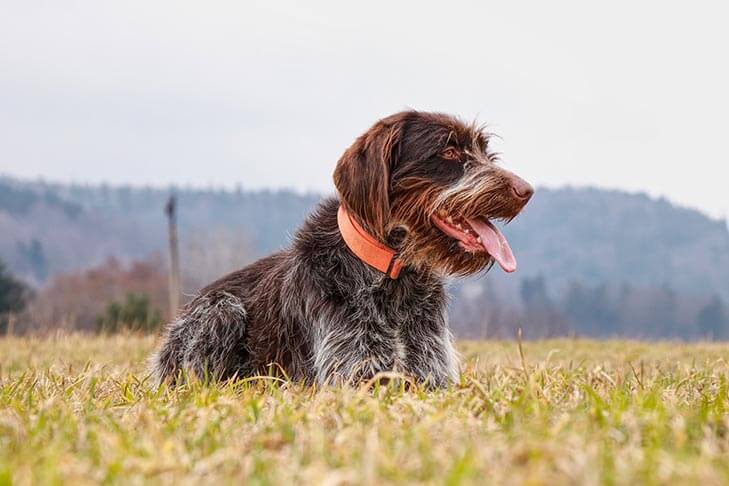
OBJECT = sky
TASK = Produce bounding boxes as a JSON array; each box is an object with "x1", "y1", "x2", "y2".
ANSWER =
[{"x1": 1, "y1": 1, "x2": 727, "y2": 219}]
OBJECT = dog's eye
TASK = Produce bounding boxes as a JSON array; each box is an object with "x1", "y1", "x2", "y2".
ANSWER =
[{"x1": 441, "y1": 148, "x2": 460, "y2": 161}]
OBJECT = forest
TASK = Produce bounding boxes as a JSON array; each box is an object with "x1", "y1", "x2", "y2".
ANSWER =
[{"x1": 1, "y1": 176, "x2": 728, "y2": 339}]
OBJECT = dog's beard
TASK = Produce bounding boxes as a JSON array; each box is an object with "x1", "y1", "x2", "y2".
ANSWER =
[
  {"x1": 395, "y1": 229, "x2": 496, "y2": 277},
  {"x1": 430, "y1": 213, "x2": 516, "y2": 273},
  {"x1": 389, "y1": 168, "x2": 528, "y2": 276}
]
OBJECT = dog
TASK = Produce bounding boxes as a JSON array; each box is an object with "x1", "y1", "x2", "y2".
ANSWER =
[{"x1": 150, "y1": 111, "x2": 533, "y2": 388}]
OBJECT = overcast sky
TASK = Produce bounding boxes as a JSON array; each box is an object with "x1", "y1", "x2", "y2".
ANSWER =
[{"x1": 1, "y1": 1, "x2": 727, "y2": 218}]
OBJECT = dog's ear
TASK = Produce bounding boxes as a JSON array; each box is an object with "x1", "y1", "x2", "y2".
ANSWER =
[{"x1": 333, "y1": 119, "x2": 402, "y2": 238}]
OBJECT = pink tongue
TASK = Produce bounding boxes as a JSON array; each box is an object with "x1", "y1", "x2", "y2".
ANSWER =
[{"x1": 466, "y1": 218, "x2": 517, "y2": 273}]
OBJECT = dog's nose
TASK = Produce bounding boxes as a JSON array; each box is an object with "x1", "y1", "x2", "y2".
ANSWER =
[{"x1": 510, "y1": 176, "x2": 534, "y2": 201}]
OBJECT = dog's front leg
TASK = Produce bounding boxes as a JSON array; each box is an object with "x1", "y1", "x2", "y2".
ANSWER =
[
  {"x1": 312, "y1": 315, "x2": 402, "y2": 386},
  {"x1": 399, "y1": 312, "x2": 460, "y2": 388}
]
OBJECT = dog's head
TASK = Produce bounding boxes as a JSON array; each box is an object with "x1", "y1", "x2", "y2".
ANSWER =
[{"x1": 333, "y1": 111, "x2": 533, "y2": 276}]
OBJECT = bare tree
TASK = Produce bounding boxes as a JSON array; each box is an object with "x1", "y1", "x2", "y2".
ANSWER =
[{"x1": 165, "y1": 195, "x2": 181, "y2": 318}]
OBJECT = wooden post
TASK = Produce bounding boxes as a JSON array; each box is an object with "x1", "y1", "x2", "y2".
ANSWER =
[
  {"x1": 6, "y1": 313, "x2": 15, "y2": 337},
  {"x1": 165, "y1": 195, "x2": 181, "y2": 319}
]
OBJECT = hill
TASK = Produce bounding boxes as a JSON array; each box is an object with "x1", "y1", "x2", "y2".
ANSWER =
[
  {"x1": 2, "y1": 176, "x2": 727, "y2": 301},
  {"x1": 504, "y1": 186, "x2": 729, "y2": 299}
]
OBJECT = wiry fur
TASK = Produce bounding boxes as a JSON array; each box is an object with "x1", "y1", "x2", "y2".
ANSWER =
[{"x1": 150, "y1": 111, "x2": 531, "y2": 388}]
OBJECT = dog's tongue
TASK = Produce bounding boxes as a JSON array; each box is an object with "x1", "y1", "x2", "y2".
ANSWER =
[{"x1": 466, "y1": 218, "x2": 517, "y2": 273}]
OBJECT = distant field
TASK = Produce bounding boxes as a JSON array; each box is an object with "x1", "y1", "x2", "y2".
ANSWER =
[{"x1": 1, "y1": 335, "x2": 729, "y2": 485}]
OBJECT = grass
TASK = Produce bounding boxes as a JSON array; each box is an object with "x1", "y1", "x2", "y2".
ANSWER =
[{"x1": 1, "y1": 334, "x2": 729, "y2": 485}]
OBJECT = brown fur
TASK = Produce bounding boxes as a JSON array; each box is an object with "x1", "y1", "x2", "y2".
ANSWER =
[{"x1": 150, "y1": 111, "x2": 532, "y2": 387}]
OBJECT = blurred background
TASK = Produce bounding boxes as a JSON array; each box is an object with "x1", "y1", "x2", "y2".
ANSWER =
[{"x1": 1, "y1": 1, "x2": 728, "y2": 339}]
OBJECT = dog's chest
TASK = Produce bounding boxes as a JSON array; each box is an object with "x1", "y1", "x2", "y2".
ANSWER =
[
  {"x1": 304, "y1": 262, "x2": 447, "y2": 378},
  {"x1": 362, "y1": 282, "x2": 443, "y2": 361},
  {"x1": 381, "y1": 304, "x2": 409, "y2": 368}
]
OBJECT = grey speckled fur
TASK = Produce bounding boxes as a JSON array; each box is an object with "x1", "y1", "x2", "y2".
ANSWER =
[
  {"x1": 150, "y1": 198, "x2": 458, "y2": 387},
  {"x1": 150, "y1": 110, "x2": 532, "y2": 388}
]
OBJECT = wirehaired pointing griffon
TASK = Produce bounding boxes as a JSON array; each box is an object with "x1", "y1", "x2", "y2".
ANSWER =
[{"x1": 151, "y1": 111, "x2": 533, "y2": 387}]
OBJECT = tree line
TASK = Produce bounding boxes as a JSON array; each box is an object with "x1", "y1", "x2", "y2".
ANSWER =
[
  {"x1": 450, "y1": 275, "x2": 729, "y2": 340},
  {"x1": 3, "y1": 253, "x2": 728, "y2": 341}
]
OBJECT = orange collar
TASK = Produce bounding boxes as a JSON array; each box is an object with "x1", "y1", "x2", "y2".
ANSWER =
[{"x1": 337, "y1": 205, "x2": 403, "y2": 279}]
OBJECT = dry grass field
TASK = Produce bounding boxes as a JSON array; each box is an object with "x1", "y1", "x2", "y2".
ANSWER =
[{"x1": 1, "y1": 334, "x2": 729, "y2": 485}]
